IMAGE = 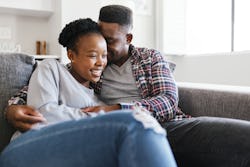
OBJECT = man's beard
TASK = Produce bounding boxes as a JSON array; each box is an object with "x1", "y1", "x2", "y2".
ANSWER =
[{"x1": 107, "y1": 52, "x2": 115, "y2": 64}]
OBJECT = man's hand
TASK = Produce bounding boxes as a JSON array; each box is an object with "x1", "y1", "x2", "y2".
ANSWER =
[
  {"x1": 82, "y1": 104, "x2": 121, "y2": 113},
  {"x1": 6, "y1": 105, "x2": 46, "y2": 132}
]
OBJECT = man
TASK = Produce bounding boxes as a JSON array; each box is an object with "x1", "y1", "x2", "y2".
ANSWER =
[
  {"x1": 83, "y1": 5, "x2": 182, "y2": 123},
  {"x1": 6, "y1": 5, "x2": 250, "y2": 167}
]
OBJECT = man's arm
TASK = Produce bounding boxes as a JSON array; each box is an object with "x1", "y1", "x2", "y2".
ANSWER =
[
  {"x1": 124, "y1": 50, "x2": 179, "y2": 123},
  {"x1": 6, "y1": 86, "x2": 46, "y2": 132},
  {"x1": 6, "y1": 105, "x2": 46, "y2": 132}
]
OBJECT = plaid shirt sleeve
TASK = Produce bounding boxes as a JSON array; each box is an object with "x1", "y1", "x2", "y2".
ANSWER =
[
  {"x1": 119, "y1": 103, "x2": 134, "y2": 109},
  {"x1": 8, "y1": 85, "x2": 28, "y2": 105},
  {"x1": 132, "y1": 49, "x2": 179, "y2": 123}
]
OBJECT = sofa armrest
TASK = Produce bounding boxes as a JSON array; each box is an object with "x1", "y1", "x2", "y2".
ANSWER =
[{"x1": 177, "y1": 82, "x2": 250, "y2": 121}]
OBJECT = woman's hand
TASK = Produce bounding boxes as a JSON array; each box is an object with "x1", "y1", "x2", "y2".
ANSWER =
[{"x1": 82, "y1": 104, "x2": 121, "y2": 113}]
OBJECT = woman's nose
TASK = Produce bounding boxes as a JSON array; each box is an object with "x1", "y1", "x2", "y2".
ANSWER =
[{"x1": 96, "y1": 56, "x2": 106, "y2": 66}]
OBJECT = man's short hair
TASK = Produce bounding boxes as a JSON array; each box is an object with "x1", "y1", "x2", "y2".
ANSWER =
[{"x1": 99, "y1": 5, "x2": 133, "y2": 27}]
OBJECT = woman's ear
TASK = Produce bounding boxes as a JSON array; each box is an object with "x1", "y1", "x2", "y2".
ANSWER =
[
  {"x1": 126, "y1": 33, "x2": 133, "y2": 44},
  {"x1": 67, "y1": 49, "x2": 74, "y2": 62}
]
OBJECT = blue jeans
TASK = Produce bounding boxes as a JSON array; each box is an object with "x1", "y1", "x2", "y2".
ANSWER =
[
  {"x1": 0, "y1": 110, "x2": 177, "y2": 167},
  {"x1": 163, "y1": 116, "x2": 250, "y2": 167}
]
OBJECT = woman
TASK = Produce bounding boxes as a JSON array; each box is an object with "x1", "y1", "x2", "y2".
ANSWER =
[{"x1": 0, "y1": 18, "x2": 177, "y2": 167}]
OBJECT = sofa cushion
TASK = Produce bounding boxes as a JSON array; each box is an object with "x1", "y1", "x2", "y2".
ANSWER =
[{"x1": 0, "y1": 53, "x2": 35, "y2": 152}]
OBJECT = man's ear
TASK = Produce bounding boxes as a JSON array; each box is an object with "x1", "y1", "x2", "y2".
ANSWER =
[{"x1": 126, "y1": 33, "x2": 133, "y2": 44}]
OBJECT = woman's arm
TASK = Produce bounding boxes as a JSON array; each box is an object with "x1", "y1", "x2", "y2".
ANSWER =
[{"x1": 27, "y1": 60, "x2": 89, "y2": 125}]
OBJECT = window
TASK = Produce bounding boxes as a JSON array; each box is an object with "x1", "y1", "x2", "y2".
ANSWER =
[
  {"x1": 234, "y1": 0, "x2": 250, "y2": 51},
  {"x1": 160, "y1": 0, "x2": 250, "y2": 55}
]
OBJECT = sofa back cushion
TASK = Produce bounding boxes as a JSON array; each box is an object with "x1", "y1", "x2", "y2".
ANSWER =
[{"x1": 0, "y1": 53, "x2": 35, "y2": 152}]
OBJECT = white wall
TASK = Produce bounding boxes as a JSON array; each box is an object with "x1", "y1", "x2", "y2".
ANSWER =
[
  {"x1": 47, "y1": 0, "x2": 61, "y2": 58},
  {"x1": 0, "y1": 0, "x2": 155, "y2": 63},
  {"x1": 16, "y1": 16, "x2": 50, "y2": 54},
  {"x1": 0, "y1": 0, "x2": 53, "y2": 54},
  {"x1": 2, "y1": 0, "x2": 249, "y2": 86},
  {"x1": 0, "y1": 14, "x2": 50, "y2": 54},
  {"x1": 133, "y1": 14, "x2": 155, "y2": 49},
  {"x1": 58, "y1": 0, "x2": 156, "y2": 63},
  {"x1": 167, "y1": 52, "x2": 250, "y2": 86},
  {"x1": 59, "y1": 0, "x2": 103, "y2": 63}
]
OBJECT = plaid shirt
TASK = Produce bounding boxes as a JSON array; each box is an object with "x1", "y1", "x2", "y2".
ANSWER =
[
  {"x1": 9, "y1": 45, "x2": 190, "y2": 123},
  {"x1": 92, "y1": 45, "x2": 190, "y2": 122}
]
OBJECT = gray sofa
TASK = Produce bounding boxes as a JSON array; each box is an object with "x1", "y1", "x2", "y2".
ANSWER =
[
  {"x1": 178, "y1": 82, "x2": 250, "y2": 121},
  {"x1": 0, "y1": 53, "x2": 35, "y2": 152},
  {"x1": 1, "y1": 53, "x2": 250, "y2": 153}
]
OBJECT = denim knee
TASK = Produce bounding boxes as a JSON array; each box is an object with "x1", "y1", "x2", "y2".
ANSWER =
[{"x1": 114, "y1": 109, "x2": 166, "y2": 136}]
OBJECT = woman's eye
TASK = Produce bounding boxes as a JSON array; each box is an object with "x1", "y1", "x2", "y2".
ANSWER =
[{"x1": 89, "y1": 54, "x2": 97, "y2": 58}]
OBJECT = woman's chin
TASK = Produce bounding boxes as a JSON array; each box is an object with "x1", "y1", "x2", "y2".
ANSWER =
[{"x1": 91, "y1": 78, "x2": 100, "y2": 83}]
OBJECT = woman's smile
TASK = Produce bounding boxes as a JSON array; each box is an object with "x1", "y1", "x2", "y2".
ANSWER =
[{"x1": 90, "y1": 69, "x2": 103, "y2": 77}]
